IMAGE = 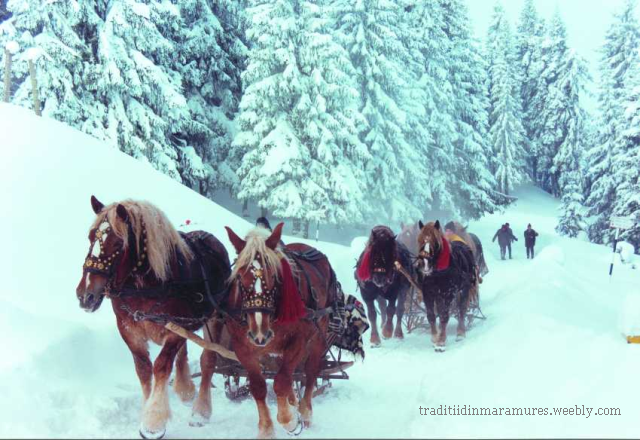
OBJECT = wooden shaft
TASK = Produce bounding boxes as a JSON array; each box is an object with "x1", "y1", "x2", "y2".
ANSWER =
[
  {"x1": 28, "y1": 59, "x2": 41, "y2": 116},
  {"x1": 394, "y1": 261, "x2": 423, "y2": 295},
  {"x1": 164, "y1": 322, "x2": 239, "y2": 362}
]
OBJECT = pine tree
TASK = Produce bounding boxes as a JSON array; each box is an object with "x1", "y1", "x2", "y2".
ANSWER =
[
  {"x1": 0, "y1": 0, "x2": 94, "y2": 125},
  {"x1": 536, "y1": 11, "x2": 571, "y2": 195},
  {"x1": 611, "y1": 56, "x2": 640, "y2": 249},
  {"x1": 486, "y1": 2, "x2": 527, "y2": 196},
  {"x1": 331, "y1": 0, "x2": 428, "y2": 223},
  {"x1": 177, "y1": 0, "x2": 247, "y2": 194},
  {"x1": 584, "y1": 0, "x2": 640, "y2": 244},
  {"x1": 234, "y1": 0, "x2": 369, "y2": 230},
  {"x1": 516, "y1": 0, "x2": 545, "y2": 181},
  {"x1": 554, "y1": 50, "x2": 589, "y2": 237},
  {"x1": 437, "y1": 0, "x2": 504, "y2": 219}
]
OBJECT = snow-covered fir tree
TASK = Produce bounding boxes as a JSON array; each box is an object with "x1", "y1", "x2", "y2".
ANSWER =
[
  {"x1": 554, "y1": 50, "x2": 589, "y2": 237},
  {"x1": 536, "y1": 11, "x2": 571, "y2": 196},
  {"x1": 486, "y1": 2, "x2": 527, "y2": 196},
  {"x1": 234, "y1": 0, "x2": 369, "y2": 234},
  {"x1": 331, "y1": 0, "x2": 423, "y2": 223},
  {"x1": 177, "y1": 0, "x2": 247, "y2": 194},
  {"x1": 437, "y1": 0, "x2": 505, "y2": 219},
  {"x1": 516, "y1": 0, "x2": 545, "y2": 181},
  {"x1": 611, "y1": 54, "x2": 640, "y2": 250},
  {"x1": 584, "y1": 0, "x2": 640, "y2": 244},
  {"x1": 0, "y1": 0, "x2": 95, "y2": 126}
]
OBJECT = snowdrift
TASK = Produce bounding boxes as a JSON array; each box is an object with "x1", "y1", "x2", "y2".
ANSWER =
[{"x1": 1, "y1": 104, "x2": 639, "y2": 438}]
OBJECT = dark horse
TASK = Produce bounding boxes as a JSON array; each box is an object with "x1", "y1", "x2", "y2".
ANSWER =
[
  {"x1": 416, "y1": 220, "x2": 476, "y2": 352},
  {"x1": 355, "y1": 225, "x2": 413, "y2": 346},
  {"x1": 75, "y1": 196, "x2": 230, "y2": 439},
  {"x1": 219, "y1": 223, "x2": 340, "y2": 438}
]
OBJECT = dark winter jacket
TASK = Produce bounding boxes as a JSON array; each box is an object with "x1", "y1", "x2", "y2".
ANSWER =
[
  {"x1": 493, "y1": 226, "x2": 517, "y2": 247},
  {"x1": 524, "y1": 229, "x2": 539, "y2": 247}
]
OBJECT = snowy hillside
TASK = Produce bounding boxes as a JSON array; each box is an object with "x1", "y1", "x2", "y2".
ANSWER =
[{"x1": 1, "y1": 104, "x2": 640, "y2": 438}]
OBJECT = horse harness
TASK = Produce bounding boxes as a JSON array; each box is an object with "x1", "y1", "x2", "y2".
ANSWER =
[{"x1": 83, "y1": 219, "x2": 229, "y2": 327}]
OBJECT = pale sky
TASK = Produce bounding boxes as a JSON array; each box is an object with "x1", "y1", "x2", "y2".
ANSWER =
[{"x1": 466, "y1": 0, "x2": 640, "y2": 111}]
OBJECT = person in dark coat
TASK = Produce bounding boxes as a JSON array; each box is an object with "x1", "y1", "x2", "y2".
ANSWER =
[
  {"x1": 492, "y1": 223, "x2": 518, "y2": 260},
  {"x1": 524, "y1": 223, "x2": 539, "y2": 259}
]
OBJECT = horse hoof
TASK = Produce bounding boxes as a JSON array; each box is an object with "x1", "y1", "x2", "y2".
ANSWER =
[
  {"x1": 433, "y1": 344, "x2": 446, "y2": 353},
  {"x1": 139, "y1": 426, "x2": 166, "y2": 440},
  {"x1": 189, "y1": 412, "x2": 209, "y2": 428},
  {"x1": 394, "y1": 331, "x2": 404, "y2": 339},
  {"x1": 285, "y1": 412, "x2": 304, "y2": 436}
]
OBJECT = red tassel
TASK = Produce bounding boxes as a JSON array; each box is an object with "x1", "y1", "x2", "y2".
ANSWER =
[
  {"x1": 436, "y1": 238, "x2": 451, "y2": 271},
  {"x1": 276, "y1": 258, "x2": 306, "y2": 324},
  {"x1": 356, "y1": 248, "x2": 372, "y2": 281}
]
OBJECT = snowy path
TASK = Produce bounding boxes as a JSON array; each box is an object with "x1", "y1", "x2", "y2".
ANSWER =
[{"x1": 1, "y1": 104, "x2": 639, "y2": 438}]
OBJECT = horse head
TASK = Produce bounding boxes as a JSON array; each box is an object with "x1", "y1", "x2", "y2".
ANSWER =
[
  {"x1": 76, "y1": 196, "x2": 190, "y2": 312},
  {"x1": 416, "y1": 220, "x2": 448, "y2": 276},
  {"x1": 357, "y1": 225, "x2": 398, "y2": 289},
  {"x1": 225, "y1": 223, "x2": 303, "y2": 347}
]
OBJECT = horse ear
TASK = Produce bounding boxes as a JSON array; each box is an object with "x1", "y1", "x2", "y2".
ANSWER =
[
  {"x1": 418, "y1": 220, "x2": 424, "y2": 229},
  {"x1": 225, "y1": 226, "x2": 246, "y2": 254},
  {"x1": 91, "y1": 195, "x2": 104, "y2": 214},
  {"x1": 266, "y1": 222, "x2": 284, "y2": 250},
  {"x1": 116, "y1": 204, "x2": 129, "y2": 223},
  {"x1": 435, "y1": 220, "x2": 441, "y2": 230}
]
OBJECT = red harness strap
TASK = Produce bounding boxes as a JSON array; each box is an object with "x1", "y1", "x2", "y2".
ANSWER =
[
  {"x1": 435, "y1": 238, "x2": 451, "y2": 271},
  {"x1": 276, "y1": 258, "x2": 307, "y2": 324},
  {"x1": 356, "y1": 248, "x2": 372, "y2": 281}
]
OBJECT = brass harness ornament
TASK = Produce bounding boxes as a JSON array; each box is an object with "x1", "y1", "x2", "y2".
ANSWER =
[{"x1": 238, "y1": 257, "x2": 278, "y2": 314}]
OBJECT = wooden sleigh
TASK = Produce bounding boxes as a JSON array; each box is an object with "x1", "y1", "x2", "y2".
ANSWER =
[{"x1": 166, "y1": 322, "x2": 355, "y2": 401}]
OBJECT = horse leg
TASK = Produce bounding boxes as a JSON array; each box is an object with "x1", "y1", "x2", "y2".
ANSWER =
[
  {"x1": 118, "y1": 323, "x2": 153, "y2": 404},
  {"x1": 435, "y1": 296, "x2": 450, "y2": 352},
  {"x1": 364, "y1": 297, "x2": 381, "y2": 346},
  {"x1": 382, "y1": 297, "x2": 396, "y2": 339},
  {"x1": 394, "y1": 290, "x2": 406, "y2": 339},
  {"x1": 140, "y1": 335, "x2": 184, "y2": 439},
  {"x1": 424, "y1": 293, "x2": 438, "y2": 344},
  {"x1": 191, "y1": 320, "x2": 223, "y2": 426},
  {"x1": 457, "y1": 285, "x2": 471, "y2": 341},
  {"x1": 173, "y1": 343, "x2": 196, "y2": 403},
  {"x1": 237, "y1": 351, "x2": 274, "y2": 439},
  {"x1": 274, "y1": 337, "x2": 306, "y2": 433},
  {"x1": 299, "y1": 339, "x2": 324, "y2": 428},
  {"x1": 376, "y1": 296, "x2": 387, "y2": 328}
]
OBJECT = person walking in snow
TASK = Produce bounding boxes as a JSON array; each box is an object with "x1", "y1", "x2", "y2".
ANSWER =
[
  {"x1": 524, "y1": 223, "x2": 539, "y2": 259},
  {"x1": 493, "y1": 223, "x2": 518, "y2": 260}
]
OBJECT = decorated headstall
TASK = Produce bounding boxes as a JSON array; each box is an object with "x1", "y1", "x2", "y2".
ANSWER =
[
  {"x1": 418, "y1": 232, "x2": 450, "y2": 272},
  {"x1": 83, "y1": 220, "x2": 121, "y2": 277},
  {"x1": 83, "y1": 219, "x2": 149, "y2": 282},
  {"x1": 238, "y1": 256, "x2": 278, "y2": 314}
]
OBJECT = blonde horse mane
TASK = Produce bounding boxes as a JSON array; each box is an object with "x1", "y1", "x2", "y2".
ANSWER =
[
  {"x1": 230, "y1": 228, "x2": 291, "y2": 282},
  {"x1": 90, "y1": 200, "x2": 193, "y2": 282}
]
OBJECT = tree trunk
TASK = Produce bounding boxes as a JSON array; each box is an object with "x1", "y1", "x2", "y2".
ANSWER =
[
  {"x1": 242, "y1": 199, "x2": 249, "y2": 218},
  {"x1": 3, "y1": 48, "x2": 11, "y2": 103},
  {"x1": 292, "y1": 219, "x2": 301, "y2": 235},
  {"x1": 303, "y1": 220, "x2": 309, "y2": 239},
  {"x1": 261, "y1": 207, "x2": 268, "y2": 218},
  {"x1": 28, "y1": 60, "x2": 41, "y2": 116}
]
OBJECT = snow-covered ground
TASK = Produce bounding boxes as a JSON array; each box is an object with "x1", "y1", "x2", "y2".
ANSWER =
[{"x1": 1, "y1": 104, "x2": 639, "y2": 438}]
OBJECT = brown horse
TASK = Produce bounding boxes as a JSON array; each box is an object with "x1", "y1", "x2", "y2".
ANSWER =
[
  {"x1": 416, "y1": 220, "x2": 476, "y2": 352},
  {"x1": 75, "y1": 196, "x2": 230, "y2": 439},
  {"x1": 219, "y1": 223, "x2": 338, "y2": 438}
]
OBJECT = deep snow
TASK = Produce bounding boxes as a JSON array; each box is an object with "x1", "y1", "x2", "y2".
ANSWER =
[{"x1": 1, "y1": 104, "x2": 639, "y2": 438}]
